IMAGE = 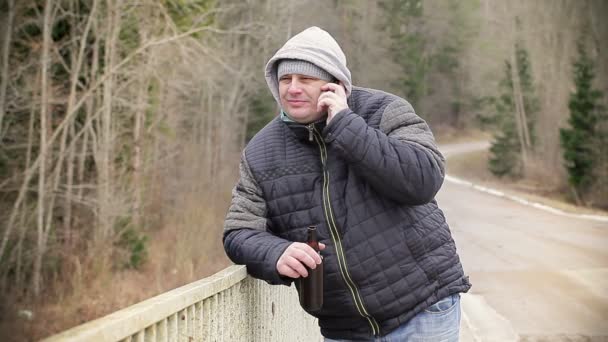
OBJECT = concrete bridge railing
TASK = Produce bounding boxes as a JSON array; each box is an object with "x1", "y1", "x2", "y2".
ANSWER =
[{"x1": 43, "y1": 265, "x2": 323, "y2": 342}]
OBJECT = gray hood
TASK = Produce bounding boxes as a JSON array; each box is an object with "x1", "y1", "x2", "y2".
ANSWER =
[{"x1": 265, "y1": 26, "x2": 353, "y2": 105}]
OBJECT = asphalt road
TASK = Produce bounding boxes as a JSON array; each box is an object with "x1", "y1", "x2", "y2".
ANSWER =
[{"x1": 437, "y1": 142, "x2": 608, "y2": 342}]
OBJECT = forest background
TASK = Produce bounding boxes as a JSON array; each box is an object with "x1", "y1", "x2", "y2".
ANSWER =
[{"x1": 0, "y1": 0, "x2": 606, "y2": 340}]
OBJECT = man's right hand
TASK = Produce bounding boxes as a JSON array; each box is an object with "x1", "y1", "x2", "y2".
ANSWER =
[{"x1": 276, "y1": 242, "x2": 326, "y2": 278}]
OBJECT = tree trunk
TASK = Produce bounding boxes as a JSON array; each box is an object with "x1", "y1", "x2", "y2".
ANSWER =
[
  {"x1": 78, "y1": 15, "x2": 100, "y2": 202},
  {"x1": 64, "y1": 121, "x2": 76, "y2": 247},
  {"x1": 15, "y1": 207, "x2": 28, "y2": 291},
  {"x1": 286, "y1": 0, "x2": 293, "y2": 39},
  {"x1": 510, "y1": 50, "x2": 527, "y2": 170},
  {"x1": 133, "y1": 49, "x2": 149, "y2": 230},
  {"x1": 204, "y1": 78, "x2": 214, "y2": 187},
  {"x1": 0, "y1": 0, "x2": 15, "y2": 139},
  {"x1": 64, "y1": 0, "x2": 98, "y2": 248},
  {"x1": 15, "y1": 93, "x2": 38, "y2": 290},
  {"x1": 509, "y1": 18, "x2": 530, "y2": 173},
  {"x1": 33, "y1": 0, "x2": 54, "y2": 296},
  {"x1": 571, "y1": 186, "x2": 583, "y2": 207},
  {"x1": 97, "y1": 0, "x2": 121, "y2": 244}
]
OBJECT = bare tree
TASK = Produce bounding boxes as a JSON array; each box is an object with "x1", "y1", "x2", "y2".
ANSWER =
[
  {"x1": 0, "y1": 0, "x2": 15, "y2": 139},
  {"x1": 96, "y1": 0, "x2": 122, "y2": 244},
  {"x1": 32, "y1": 0, "x2": 55, "y2": 296}
]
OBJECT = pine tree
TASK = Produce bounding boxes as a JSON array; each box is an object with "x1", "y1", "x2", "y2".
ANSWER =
[
  {"x1": 378, "y1": 0, "x2": 427, "y2": 105},
  {"x1": 560, "y1": 42, "x2": 605, "y2": 203},
  {"x1": 488, "y1": 61, "x2": 521, "y2": 177},
  {"x1": 488, "y1": 41, "x2": 539, "y2": 178}
]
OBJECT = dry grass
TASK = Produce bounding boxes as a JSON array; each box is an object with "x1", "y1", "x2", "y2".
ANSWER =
[
  {"x1": 446, "y1": 149, "x2": 608, "y2": 216},
  {"x1": 0, "y1": 189, "x2": 233, "y2": 342}
]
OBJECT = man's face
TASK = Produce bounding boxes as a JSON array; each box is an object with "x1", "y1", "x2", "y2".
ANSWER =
[{"x1": 279, "y1": 74, "x2": 329, "y2": 124}]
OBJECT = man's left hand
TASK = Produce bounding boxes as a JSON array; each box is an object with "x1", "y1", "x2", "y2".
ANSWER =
[{"x1": 317, "y1": 82, "x2": 348, "y2": 124}]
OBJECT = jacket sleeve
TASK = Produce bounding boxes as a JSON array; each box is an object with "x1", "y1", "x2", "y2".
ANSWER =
[
  {"x1": 223, "y1": 153, "x2": 293, "y2": 286},
  {"x1": 323, "y1": 99, "x2": 445, "y2": 205}
]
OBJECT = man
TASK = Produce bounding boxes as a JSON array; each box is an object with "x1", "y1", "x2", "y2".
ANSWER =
[{"x1": 223, "y1": 26, "x2": 471, "y2": 341}]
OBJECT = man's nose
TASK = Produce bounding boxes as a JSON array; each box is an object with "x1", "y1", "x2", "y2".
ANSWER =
[{"x1": 288, "y1": 78, "x2": 302, "y2": 93}]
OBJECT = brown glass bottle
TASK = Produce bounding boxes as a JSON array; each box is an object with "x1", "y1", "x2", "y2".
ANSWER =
[{"x1": 299, "y1": 226, "x2": 323, "y2": 311}]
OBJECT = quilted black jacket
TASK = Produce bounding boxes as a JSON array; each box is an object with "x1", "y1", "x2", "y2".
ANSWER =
[{"x1": 223, "y1": 86, "x2": 471, "y2": 340}]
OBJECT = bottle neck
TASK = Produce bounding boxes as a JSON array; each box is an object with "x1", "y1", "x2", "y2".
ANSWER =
[{"x1": 307, "y1": 227, "x2": 319, "y2": 251}]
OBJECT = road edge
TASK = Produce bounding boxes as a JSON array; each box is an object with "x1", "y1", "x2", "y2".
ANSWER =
[{"x1": 440, "y1": 141, "x2": 608, "y2": 223}]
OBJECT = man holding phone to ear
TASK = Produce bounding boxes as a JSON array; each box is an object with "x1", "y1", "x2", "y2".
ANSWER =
[{"x1": 223, "y1": 26, "x2": 470, "y2": 341}]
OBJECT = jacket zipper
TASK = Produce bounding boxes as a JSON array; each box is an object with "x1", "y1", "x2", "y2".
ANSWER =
[
  {"x1": 308, "y1": 123, "x2": 314, "y2": 142},
  {"x1": 309, "y1": 124, "x2": 380, "y2": 336}
]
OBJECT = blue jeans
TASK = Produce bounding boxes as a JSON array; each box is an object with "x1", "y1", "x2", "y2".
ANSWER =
[{"x1": 324, "y1": 293, "x2": 461, "y2": 342}]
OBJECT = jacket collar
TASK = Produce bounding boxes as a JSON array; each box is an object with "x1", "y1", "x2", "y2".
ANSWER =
[{"x1": 283, "y1": 116, "x2": 327, "y2": 143}]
